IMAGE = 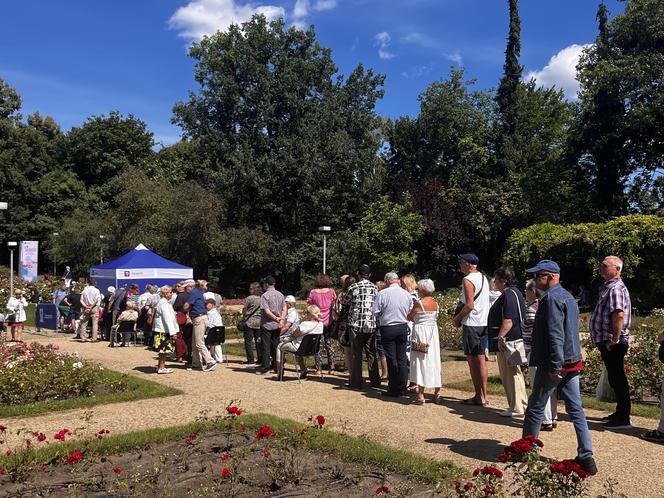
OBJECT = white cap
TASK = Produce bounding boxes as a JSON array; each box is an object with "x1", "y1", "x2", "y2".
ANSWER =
[{"x1": 285, "y1": 295, "x2": 296, "y2": 303}]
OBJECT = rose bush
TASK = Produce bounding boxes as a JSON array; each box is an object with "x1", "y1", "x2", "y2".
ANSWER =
[{"x1": 0, "y1": 342, "x2": 127, "y2": 405}]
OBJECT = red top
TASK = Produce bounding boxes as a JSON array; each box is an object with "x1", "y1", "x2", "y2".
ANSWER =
[{"x1": 560, "y1": 360, "x2": 583, "y2": 373}]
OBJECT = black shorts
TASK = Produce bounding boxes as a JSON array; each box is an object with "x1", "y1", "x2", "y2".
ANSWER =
[{"x1": 463, "y1": 325, "x2": 488, "y2": 356}]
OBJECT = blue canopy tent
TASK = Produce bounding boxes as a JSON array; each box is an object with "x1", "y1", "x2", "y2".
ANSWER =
[{"x1": 89, "y1": 244, "x2": 193, "y2": 292}]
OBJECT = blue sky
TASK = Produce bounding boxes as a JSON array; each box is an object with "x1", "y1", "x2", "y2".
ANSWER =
[{"x1": 1, "y1": 0, "x2": 625, "y2": 146}]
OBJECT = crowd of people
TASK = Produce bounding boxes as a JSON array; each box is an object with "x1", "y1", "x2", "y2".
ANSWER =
[{"x1": 5, "y1": 251, "x2": 664, "y2": 476}]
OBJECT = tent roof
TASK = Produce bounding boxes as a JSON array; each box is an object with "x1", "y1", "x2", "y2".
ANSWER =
[{"x1": 91, "y1": 244, "x2": 191, "y2": 270}]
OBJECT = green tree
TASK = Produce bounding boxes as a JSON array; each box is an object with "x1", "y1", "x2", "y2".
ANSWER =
[
  {"x1": 496, "y1": 0, "x2": 523, "y2": 142},
  {"x1": 574, "y1": 0, "x2": 664, "y2": 217},
  {"x1": 172, "y1": 15, "x2": 386, "y2": 280},
  {"x1": 359, "y1": 195, "x2": 424, "y2": 272}
]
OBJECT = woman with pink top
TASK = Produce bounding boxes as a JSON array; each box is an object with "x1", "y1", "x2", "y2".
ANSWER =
[{"x1": 308, "y1": 274, "x2": 337, "y2": 375}]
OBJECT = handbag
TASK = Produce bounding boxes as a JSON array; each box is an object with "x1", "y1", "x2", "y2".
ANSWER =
[
  {"x1": 454, "y1": 274, "x2": 486, "y2": 316},
  {"x1": 504, "y1": 289, "x2": 528, "y2": 367},
  {"x1": 237, "y1": 303, "x2": 260, "y2": 332}
]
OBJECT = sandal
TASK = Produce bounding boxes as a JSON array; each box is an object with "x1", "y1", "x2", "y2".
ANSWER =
[
  {"x1": 410, "y1": 398, "x2": 425, "y2": 405},
  {"x1": 460, "y1": 397, "x2": 483, "y2": 405},
  {"x1": 640, "y1": 429, "x2": 664, "y2": 444},
  {"x1": 433, "y1": 396, "x2": 444, "y2": 405}
]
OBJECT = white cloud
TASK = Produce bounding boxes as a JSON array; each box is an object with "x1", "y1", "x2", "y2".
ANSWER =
[
  {"x1": 375, "y1": 31, "x2": 396, "y2": 60},
  {"x1": 525, "y1": 43, "x2": 591, "y2": 100},
  {"x1": 445, "y1": 51, "x2": 463, "y2": 66},
  {"x1": 401, "y1": 32, "x2": 440, "y2": 50},
  {"x1": 168, "y1": 0, "x2": 286, "y2": 42},
  {"x1": 401, "y1": 64, "x2": 433, "y2": 79},
  {"x1": 291, "y1": 0, "x2": 310, "y2": 29},
  {"x1": 313, "y1": 0, "x2": 336, "y2": 10}
]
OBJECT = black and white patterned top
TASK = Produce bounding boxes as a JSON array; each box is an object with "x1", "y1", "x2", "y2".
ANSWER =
[{"x1": 342, "y1": 279, "x2": 378, "y2": 333}]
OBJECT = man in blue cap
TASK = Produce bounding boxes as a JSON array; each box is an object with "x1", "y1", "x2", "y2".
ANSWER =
[{"x1": 522, "y1": 260, "x2": 596, "y2": 475}]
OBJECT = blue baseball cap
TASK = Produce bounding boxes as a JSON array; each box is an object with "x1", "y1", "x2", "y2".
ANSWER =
[
  {"x1": 526, "y1": 260, "x2": 561, "y2": 274},
  {"x1": 458, "y1": 253, "x2": 479, "y2": 265}
]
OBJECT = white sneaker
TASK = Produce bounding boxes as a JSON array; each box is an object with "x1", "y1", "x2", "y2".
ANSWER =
[
  {"x1": 157, "y1": 368, "x2": 173, "y2": 375},
  {"x1": 203, "y1": 362, "x2": 217, "y2": 372}
]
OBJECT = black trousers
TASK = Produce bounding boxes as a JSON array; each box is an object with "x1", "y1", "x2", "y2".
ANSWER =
[
  {"x1": 350, "y1": 328, "x2": 381, "y2": 388},
  {"x1": 261, "y1": 326, "x2": 280, "y2": 371},
  {"x1": 244, "y1": 327, "x2": 262, "y2": 363},
  {"x1": 598, "y1": 342, "x2": 631, "y2": 420},
  {"x1": 380, "y1": 324, "x2": 409, "y2": 394}
]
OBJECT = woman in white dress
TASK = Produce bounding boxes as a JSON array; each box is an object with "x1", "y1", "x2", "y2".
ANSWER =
[
  {"x1": 6, "y1": 289, "x2": 28, "y2": 342},
  {"x1": 407, "y1": 279, "x2": 442, "y2": 405}
]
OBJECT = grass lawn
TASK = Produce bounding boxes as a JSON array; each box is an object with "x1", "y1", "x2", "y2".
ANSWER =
[
  {"x1": 0, "y1": 412, "x2": 465, "y2": 485},
  {"x1": 0, "y1": 369, "x2": 182, "y2": 419},
  {"x1": 446, "y1": 376, "x2": 661, "y2": 420}
]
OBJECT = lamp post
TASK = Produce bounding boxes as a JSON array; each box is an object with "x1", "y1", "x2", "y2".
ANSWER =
[
  {"x1": 99, "y1": 235, "x2": 106, "y2": 264},
  {"x1": 7, "y1": 241, "x2": 17, "y2": 295},
  {"x1": 52, "y1": 232, "x2": 59, "y2": 276},
  {"x1": 317, "y1": 226, "x2": 331, "y2": 274}
]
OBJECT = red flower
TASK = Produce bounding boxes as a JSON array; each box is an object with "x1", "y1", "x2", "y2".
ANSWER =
[
  {"x1": 96, "y1": 428, "x2": 110, "y2": 439},
  {"x1": 220, "y1": 467, "x2": 230, "y2": 478},
  {"x1": 625, "y1": 367, "x2": 632, "y2": 374},
  {"x1": 54, "y1": 428, "x2": 71, "y2": 442},
  {"x1": 375, "y1": 485, "x2": 389, "y2": 494},
  {"x1": 473, "y1": 467, "x2": 481, "y2": 476},
  {"x1": 4, "y1": 450, "x2": 11, "y2": 457},
  {"x1": 483, "y1": 484, "x2": 494, "y2": 496},
  {"x1": 66, "y1": 450, "x2": 84, "y2": 465},
  {"x1": 498, "y1": 452, "x2": 512, "y2": 463},
  {"x1": 113, "y1": 467, "x2": 122, "y2": 475},
  {"x1": 33, "y1": 432, "x2": 47, "y2": 442},
  {"x1": 263, "y1": 450, "x2": 271, "y2": 458},
  {"x1": 185, "y1": 432, "x2": 198, "y2": 445},
  {"x1": 226, "y1": 406, "x2": 243, "y2": 416},
  {"x1": 0, "y1": 425, "x2": 6, "y2": 432},
  {"x1": 480, "y1": 466, "x2": 503, "y2": 478},
  {"x1": 221, "y1": 452, "x2": 230, "y2": 461},
  {"x1": 0, "y1": 468, "x2": 5, "y2": 476},
  {"x1": 315, "y1": 415, "x2": 325, "y2": 427},
  {"x1": 549, "y1": 459, "x2": 589, "y2": 479},
  {"x1": 255, "y1": 426, "x2": 275, "y2": 440},
  {"x1": 464, "y1": 481, "x2": 474, "y2": 491}
]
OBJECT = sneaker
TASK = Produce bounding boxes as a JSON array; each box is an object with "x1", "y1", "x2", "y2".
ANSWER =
[
  {"x1": 499, "y1": 409, "x2": 515, "y2": 417},
  {"x1": 157, "y1": 368, "x2": 174, "y2": 374},
  {"x1": 574, "y1": 456, "x2": 598, "y2": 476},
  {"x1": 203, "y1": 362, "x2": 217, "y2": 372},
  {"x1": 246, "y1": 361, "x2": 256, "y2": 366},
  {"x1": 640, "y1": 429, "x2": 664, "y2": 444},
  {"x1": 604, "y1": 418, "x2": 632, "y2": 429}
]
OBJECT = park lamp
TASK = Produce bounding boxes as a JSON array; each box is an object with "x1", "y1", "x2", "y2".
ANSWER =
[
  {"x1": 0, "y1": 202, "x2": 8, "y2": 210},
  {"x1": 317, "y1": 226, "x2": 332, "y2": 274},
  {"x1": 7, "y1": 241, "x2": 17, "y2": 248}
]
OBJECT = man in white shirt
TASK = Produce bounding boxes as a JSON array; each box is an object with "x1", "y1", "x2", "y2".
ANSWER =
[{"x1": 79, "y1": 278, "x2": 102, "y2": 341}]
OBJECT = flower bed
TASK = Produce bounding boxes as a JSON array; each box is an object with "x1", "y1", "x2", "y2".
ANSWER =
[
  {"x1": 0, "y1": 342, "x2": 126, "y2": 406},
  {"x1": 0, "y1": 408, "x2": 439, "y2": 496}
]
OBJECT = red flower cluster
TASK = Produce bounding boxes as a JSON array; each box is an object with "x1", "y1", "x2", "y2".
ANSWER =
[
  {"x1": 220, "y1": 467, "x2": 230, "y2": 478},
  {"x1": 0, "y1": 468, "x2": 5, "y2": 476},
  {"x1": 255, "y1": 425, "x2": 275, "y2": 440},
  {"x1": 54, "y1": 428, "x2": 71, "y2": 441},
  {"x1": 185, "y1": 432, "x2": 198, "y2": 445},
  {"x1": 66, "y1": 450, "x2": 84, "y2": 465},
  {"x1": 96, "y1": 428, "x2": 110, "y2": 440},
  {"x1": 315, "y1": 415, "x2": 325, "y2": 427},
  {"x1": 33, "y1": 432, "x2": 47, "y2": 442},
  {"x1": 482, "y1": 484, "x2": 494, "y2": 496},
  {"x1": 221, "y1": 452, "x2": 230, "y2": 461},
  {"x1": 226, "y1": 406, "x2": 243, "y2": 416},
  {"x1": 0, "y1": 425, "x2": 6, "y2": 432},
  {"x1": 549, "y1": 459, "x2": 588, "y2": 478},
  {"x1": 499, "y1": 436, "x2": 543, "y2": 462},
  {"x1": 375, "y1": 485, "x2": 389, "y2": 494},
  {"x1": 472, "y1": 466, "x2": 503, "y2": 479},
  {"x1": 113, "y1": 467, "x2": 122, "y2": 475},
  {"x1": 464, "y1": 481, "x2": 474, "y2": 491},
  {"x1": 625, "y1": 367, "x2": 633, "y2": 374},
  {"x1": 263, "y1": 450, "x2": 271, "y2": 458}
]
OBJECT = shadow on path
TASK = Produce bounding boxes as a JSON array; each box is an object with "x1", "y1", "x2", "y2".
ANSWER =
[{"x1": 424, "y1": 437, "x2": 505, "y2": 463}]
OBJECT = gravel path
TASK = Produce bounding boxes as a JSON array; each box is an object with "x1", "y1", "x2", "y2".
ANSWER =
[{"x1": 7, "y1": 332, "x2": 664, "y2": 497}]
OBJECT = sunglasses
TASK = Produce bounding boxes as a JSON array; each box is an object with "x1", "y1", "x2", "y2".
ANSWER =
[{"x1": 601, "y1": 263, "x2": 615, "y2": 269}]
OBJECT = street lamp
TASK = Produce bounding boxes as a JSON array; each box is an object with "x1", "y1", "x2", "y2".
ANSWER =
[
  {"x1": 99, "y1": 235, "x2": 105, "y2": 264},
  {"x1": 52, "y1": 232, "x2": 59, "y2": 275},
  {"x1": 317, "y1": 226, "x2": 331, "y2": 274},
  {"x1": 7, "y1": 241, "x2": 17, "y2": 295}
]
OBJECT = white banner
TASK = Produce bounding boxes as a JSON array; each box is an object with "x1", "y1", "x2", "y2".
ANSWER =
[{"x1": 20, "y1": 241, "x2": 39, "y2": 283}]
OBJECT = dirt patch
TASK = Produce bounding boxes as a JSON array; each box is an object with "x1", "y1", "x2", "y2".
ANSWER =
[{"x1": 0, "y1": 429, "x2": 434, "y2": 497}]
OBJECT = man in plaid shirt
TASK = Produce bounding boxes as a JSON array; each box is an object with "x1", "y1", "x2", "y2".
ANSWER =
[
  {"x1": 590, "y1": 255, "x2": 632, "y2": 429},
  {"x1": 343, "y1": 264, "x2": 381, "y2": 389}
]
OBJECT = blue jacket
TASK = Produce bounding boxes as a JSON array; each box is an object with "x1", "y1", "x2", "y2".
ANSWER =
[{"x1": 529, "y1": 284, "x2": 582, "y2": 374}]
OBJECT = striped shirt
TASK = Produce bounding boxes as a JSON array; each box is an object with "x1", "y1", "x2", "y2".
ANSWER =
[
  {"x1": 522, "y1": 300, "x2": 538, "y2": 355},
  {"x1": 589, "y1": 277, "x2": 631, "y2": 344}
]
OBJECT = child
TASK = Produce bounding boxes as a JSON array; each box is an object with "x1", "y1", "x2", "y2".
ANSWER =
[{"x1": 206, "y1": 299, "x2": 224, "y2": 363}]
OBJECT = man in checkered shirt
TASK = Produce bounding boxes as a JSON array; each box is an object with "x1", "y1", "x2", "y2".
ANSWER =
[
  {"x1": 343, "y1": 264, "x2": 381, "y2": 389},
  {"x1": 590, "y1": 255, "x2": 632, "y2": 429}
]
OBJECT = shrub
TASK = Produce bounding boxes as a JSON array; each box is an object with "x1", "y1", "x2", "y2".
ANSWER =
[
  {"x1": 434, "y1": 289, "x2": 463, "y2": 349},
  {"x1": 0, "y1": 342, "x2": 126, "y2": 405}
]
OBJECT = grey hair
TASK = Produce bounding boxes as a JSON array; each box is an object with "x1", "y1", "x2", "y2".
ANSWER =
[
  {"x1": 605, "y1": 255, "x2": 623, "y2": 272},
  {"x1": 159, "y1": 285, "x2": 172, "y2": 295},
  {"x1": 525, "y1": 279, "x2": 543, "y2": 297},
  {"x1": 417, "y1": 278, "x2": 435, "y2": 294},
  {"x1": 384, "y1": 272, "x2": 399, "y2": 283}
]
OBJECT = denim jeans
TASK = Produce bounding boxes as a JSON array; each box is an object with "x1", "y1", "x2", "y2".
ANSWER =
[{"x1": 523, "y1": 368, "x2": 593, "y2": 460}]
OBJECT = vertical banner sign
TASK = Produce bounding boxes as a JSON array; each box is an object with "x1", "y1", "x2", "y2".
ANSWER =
[{"x1": 20, "y1": 241, "x2": 39, "y2": 283}]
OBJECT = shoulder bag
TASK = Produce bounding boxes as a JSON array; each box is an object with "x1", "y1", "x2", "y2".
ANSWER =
[
  {"x1": 504, "y1": 289, "x2": 528, "y2": 367},
  {"x1": 454, "y1": 274, "x2": 486, "y2": 316},
  {"x1": 237, "y1": 302, "x2": 260, "y2": 332},
  {"x1": 411, "y1": 300, "x2": 436, "y2": 354}
]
